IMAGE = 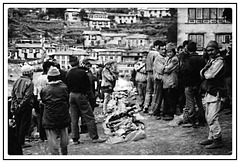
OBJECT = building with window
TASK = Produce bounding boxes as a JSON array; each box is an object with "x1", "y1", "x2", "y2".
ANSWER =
[
  {"x1": 64, "y1": 9, "x2": 81, "y2": 22},
  {"x1": 114, "y1": 13, "x2": 139, "y2": 24},
  {"x1": 86, "y1": 11, "x2": 111, "y2": 29},
  {"x1": 141, "y1": 8, "x2": 171, "y2": 18},
  {"x1": 53, "y1": 49, "x2": 89, "y2": 70},
  {"x1": 177, "y1": 8, "x2": 232, "y2": 52},
  {"x1": 14, "y1": 43, "x2": 55, "y2": 60},
  {"x1": 125, "y1": 34, "x2": 150, "y2": 49},
  {"x1": 82, "y1": 31, "x2": 103, "y2": 47}
]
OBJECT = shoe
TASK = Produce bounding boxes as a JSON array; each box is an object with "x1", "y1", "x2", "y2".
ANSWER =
[
  {"x1": 92, "y1": 138, "x2": 106, "y2": 143},
  {"x1": 163, "y1": 116, "x2": 174, "y2": 121},
  {"x1": 73, "y1": 140, "x2": 84, "y2": 145},
  {"x1": 182, "y1": 123, "x2": 193, "y2": 128},
  {"x1": 22, "y1": 144, "x2": 32, "y2": 148},
  {"x1": 205, "y1": 137, "x2": 223, "y2": 149},
  {"x1": 199, "y1": 139, "x2": 213, "y2": 145},
  {"x1": 155, "y1": 116, "x2": 162, "y2": 120}
]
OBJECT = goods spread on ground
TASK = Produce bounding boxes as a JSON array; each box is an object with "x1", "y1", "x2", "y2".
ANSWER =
[{"x1": 102, "y1": 78, "x2": 146, "y2": 144}]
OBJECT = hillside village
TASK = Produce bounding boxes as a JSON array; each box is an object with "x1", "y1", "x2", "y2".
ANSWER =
[{"x1": 8, "y1": 7, "x2": 232, "y2": 76}]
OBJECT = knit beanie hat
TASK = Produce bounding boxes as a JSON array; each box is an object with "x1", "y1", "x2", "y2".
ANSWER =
[
  {"x1": 21, "y1": 64, "x2": 33, "y2": 75},
  {"x1": 206, "y1": 40, "x2": 219, "y2": 49},
  {"x1": 166, "y1": 43, "x2": 176, "y2": 51},
  {"x1": 69, "y1": 55, "x2": 79, "y2": 66},
  {"x1": 187, "y1": 41, "x2": 197, "y2": 52},
  {"x1": 47, "y1": 66, "x2": 60, "y2": 77}
]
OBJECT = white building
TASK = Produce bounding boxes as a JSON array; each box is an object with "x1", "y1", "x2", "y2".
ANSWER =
[
  {"x1": 82, "y1": 31, "x2": 103, "y2": 47},
  {"x1": 140, "y1": 8, "x2": 171, "y2": 18},
  {"x1": 14, "y1": 43, "x2": 55, "y2": 60},
  {"x1": 64, "y1": 9, "x2": 81, "y2": 22},
  {"x1": 177, "y1": 8, "x2": 232, "y2": 52},
  {"x1": 114, "y1": 13, "x2": 139, "y2": 24},
  {"x1": 86, "y1": 11, "x2": 111, "y2": 29},
  {"x1": 53, "y1": 49, "x2": 89, "y2": 70},
  {"x1": 125, "y1": 34, "x2": 149, "y2": 49}
]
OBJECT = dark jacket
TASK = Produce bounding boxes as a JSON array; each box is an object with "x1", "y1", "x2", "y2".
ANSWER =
[
  {"x1": 66, "y1": 67, "x2": 91, "y2": 96},
  {"x1": 181, "y1": 52, "x2": 206, "y2": 87},
  {"x1": 11, "y1": 76, "x2": 34, "y2": 111},
  {"x1": 40, "y1": 81, "x2": 71, "y2": 129}
]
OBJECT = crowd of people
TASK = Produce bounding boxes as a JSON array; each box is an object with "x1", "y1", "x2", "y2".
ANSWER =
[
  {"x1": 131, "y1": 39, "x2": 232, "y2": 149},
  {"x1": 8, "y1": 39, "x2": 232, "y2": 155}
]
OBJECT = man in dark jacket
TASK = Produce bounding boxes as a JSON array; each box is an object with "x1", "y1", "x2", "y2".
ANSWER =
[
  {"x1": 40, "y1": 66, "x2": 71, "y2": 155},
  {"x1": 181, "y1": 41, "x2": 206, "y2": 127},
  {"x1": 11, "y1": 64, "x2": 34, "y2": 148},
  {"x1": 66, "y1": 55, "x2": 106, "y2": 145}
]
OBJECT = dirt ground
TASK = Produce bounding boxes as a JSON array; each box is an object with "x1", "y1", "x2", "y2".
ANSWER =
[{"x1": 22, "y1": 106, "x2": 233, "y2": 158}]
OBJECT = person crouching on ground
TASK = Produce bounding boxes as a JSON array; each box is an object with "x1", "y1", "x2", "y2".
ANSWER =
[
  {"x1": 199, "y1": 41, "x2": 226, "y2": 149},
  {"x1": 40, "y1": 66, "x2": 71, "y2": 155}
]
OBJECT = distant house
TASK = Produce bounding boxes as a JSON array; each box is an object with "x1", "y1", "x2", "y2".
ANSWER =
[
  {"x1": 64, "y1": 8, "x2": 81, "y2": 22},
  {"x1": 92, "y1": 48, "x2": 125, "y2": 63},
  {"x1": 113, "y1": 13, "x2": 139, "y2": 24},
  {"x1": 14, "y1": 43, "x2": 55, "y2": 60},
  {"x1": 140, "y1": 8, "x2": 171, "y2": 18},
  {"x1": 125, "y1": 34, "x2": 149, "y2": 49},
  {"x1": 86, "y1": 10, "x2": 111, "y2": 29},
  {"x1": 82, "y1": 31, "x2": 103, "y2": 47},
  {"x1": 53, "y1": 49, "x2": 89, "y2": 69},
  {"x1": 177, "y1": 8, "x2": 232, "y2": 52},
  {"x1": 101, "y1": 32, "x2": 129, "y2": 47}
]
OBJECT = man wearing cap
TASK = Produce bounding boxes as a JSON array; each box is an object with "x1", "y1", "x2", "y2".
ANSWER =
[
  {"x1": 11, "y1": 64, "x2": 34, "y2": 148},
  {"x1": 199, "y1": 40, "x2": 226, "y2": 149},
  {"x1": 181, "y1": 41, "x2": 206, "y2": 128},
  {"x1": 66, "y1": 55, "x2": 106, "y2": 144},
  {"x1": 143, "y1": 40, "x2": 166, "y2": 113},
  {"x1": 40, "y1": 66, "x2": 71, "y2": 155}
]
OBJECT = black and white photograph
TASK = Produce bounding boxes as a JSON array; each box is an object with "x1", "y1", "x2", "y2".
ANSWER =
[{"x1": 2, "y1": 0, "x2": 238, "y2": 161}]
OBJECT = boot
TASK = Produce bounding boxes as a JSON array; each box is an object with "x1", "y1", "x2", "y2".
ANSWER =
[
  {"x1": 61, "y1": 147, "x2": 68, "y2": 155},
  {"x1": 206, "y1": 137, "x2": 223, "y2": 149},
  {"x1": 199, "y1": 139, "x2": 213, "y2": 145}
]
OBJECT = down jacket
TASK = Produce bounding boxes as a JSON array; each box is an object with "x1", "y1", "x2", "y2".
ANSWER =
[{"x1": 40, "y1": 81, "x2": 71, "y2": 129}]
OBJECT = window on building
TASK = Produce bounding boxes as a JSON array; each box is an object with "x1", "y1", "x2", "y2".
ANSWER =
[
  {"x1": 188, "y1": 8, "x2": 227, "y2": 23},
  {"x1": 22, "y1": 48, "x2": 26, "y2": 53},
  {"x1": 188, "y1": 34, "x2": 204, "y2": 51},
  {"x1": 33, "y1": 53, "x2": 37, "y2": 58},
  {"x1": 35, "y1": 48, "x2": 40, "y2": 53},
  {"x1": 131, "y1": 20, "x2": 133, "y2": 23},
  {"x1": 110, "y1": 56, "x2": 113, "y2": 59},
  {"x1": 98, "y1": 21, "x2": 102, "y2": 25},
  {"x1": 104, "y1": 22, "x2": 108, "y2": 25},
  {"x1": 29, "y1": 48, "x2": 33, "y2": 53},
  {"x1": 92, "y1": 21, "x2": 96, "y2": 25},
  {"x1": 92, "y1": 35, "x2": 97, "y2": 40},
  {"x1": 73, "y1": 17, "x2": 78, "y2": 20},
  {"x1": 216, "y1": 33, "x2": 232, "y2": 46}
]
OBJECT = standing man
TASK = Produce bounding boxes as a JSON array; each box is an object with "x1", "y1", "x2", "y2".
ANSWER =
[
  {"x1": 40, "y1": 66, "x2": 71, "y2": 155},
  {"x1": 143, "y1": 40, "x2": 165, "y2": 113},
  {"x1": 101, "y1": 61, "x2": 117, "y2": 114},
  {"x1": 181, "y1": 41, "x2": 206, "y2": 128},
  {"x1": 134, "y1": 56, "x2": 147, "y2": 109},
  {"x1": 199, "y1": 41, "x2": 226, "y2": 149},
  {"x1": 66, "y1": 55, "x2": 105, "y2": 145},
  {"x1": 151, "y1": 42, "x2": 166, "y2": 119},
  {"x1": 11, "y1": 64, "x2": 34, "y2": 148}
]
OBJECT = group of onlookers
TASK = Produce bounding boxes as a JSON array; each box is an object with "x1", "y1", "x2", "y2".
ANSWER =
[
  {"x1": 8, "y1": 38, "x2": 232, "y2": 155},
  {"x1": 133, "y1": 39, "x2": 232, "y2": 149},
  {"x1": 9, "y1": 57, "x2": 106, "y2": 155}
]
